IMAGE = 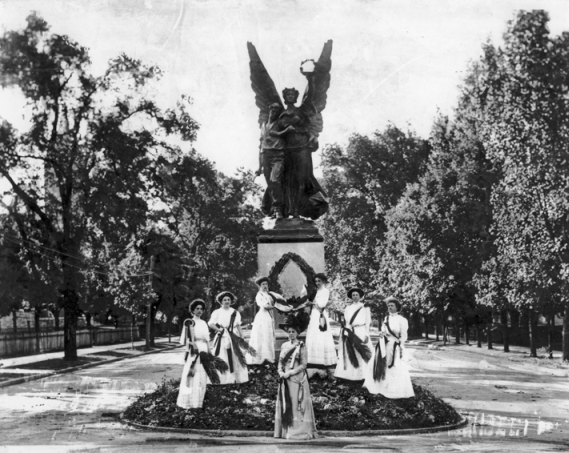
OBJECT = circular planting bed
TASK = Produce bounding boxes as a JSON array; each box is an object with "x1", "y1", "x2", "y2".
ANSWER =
[{"x1": 122, "y1": 364, "x2": 462, "y2": 433}]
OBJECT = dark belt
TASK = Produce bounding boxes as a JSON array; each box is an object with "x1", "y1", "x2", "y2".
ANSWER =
[{"x1": 389, "y1": 341, "x2": 401, "y2": 368}]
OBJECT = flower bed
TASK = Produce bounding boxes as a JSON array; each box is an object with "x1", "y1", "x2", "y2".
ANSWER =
[{"x1": 122, "y1": 364, "x2": 461, "y2": 431}]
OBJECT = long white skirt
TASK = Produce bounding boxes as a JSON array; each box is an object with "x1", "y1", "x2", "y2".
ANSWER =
[
  {"x1": 247, "y1": 309, "x2": 275, "y2": 364},
  {"x1": 363, "y1": 339, "x2": 415, "y2": 398},
  {"x1": 177, "y1": 350, "x2": 208, "y2": 409},
  {"x1": 334, "y1": 326, "x2": 372, "y2": 380},
  {"x1": 305, "y1": 309, "x2": 337, "y2": 367},
  {"x1": 213, "y1": 332, "x2": 249, "y2": 385}
]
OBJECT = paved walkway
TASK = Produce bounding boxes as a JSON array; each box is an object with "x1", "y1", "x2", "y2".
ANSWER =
[
  {"x1": 0, "y1": 332, "x2": 567, "y2": 452},
  {"x1": 0, "y1": 336, "x2": 174, "y2": 369}
]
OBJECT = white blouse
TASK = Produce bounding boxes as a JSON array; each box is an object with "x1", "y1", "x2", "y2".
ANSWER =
[
  {"x1": 255, "y1": 291, "x2": 273, "y2": 309},
  {"x1": 314, "y1": 287, "x2": 330, "y2": 310},
  {"x1": 179, "y1": 317, "x2": 210, "y2": 353},
  {"x1": 382, "y1": 313, "x2": 409, "y2": 345},
  {"x1": 209, "y1": 307, "x2": 241, "y2": 330},
  {"x1": 344, "y1": 302, "x2": 371, "y2": 330}
]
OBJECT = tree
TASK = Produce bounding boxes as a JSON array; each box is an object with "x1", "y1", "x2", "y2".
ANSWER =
[
  {"x1": 379, "y1": 67, "x2": 499, "y2": 340},
  {"x1": 156, "y1": 159, "x2": 261, "y2": 315},
  {"x1": 101, "y1": 160, "x2": 262, "y2": 342},
  {"x1": 319, "y1": 125, "x2": 430, "y2": 290},
  {"x1": 0, "y1": 13, "x2": 199, "y2": 359},
  {"x1": 478, "y1": 11, "x2": 569, "y2": 359},
  {"x1": 0, "y1": 217, "x2": 26, "y2": 331}
]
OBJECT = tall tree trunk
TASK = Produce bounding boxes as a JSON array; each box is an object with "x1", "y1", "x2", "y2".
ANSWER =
[
  {"x1": 443, "y1": 320, "x2": 448, "y2": 346},
  {"x1": 435, "y1": 319, "x2": 440, "y2": 341},
  {"x1": 167, "y1": 314, "x2": 171, "y2": 343},
  {"x1": 150, "y1": 304, "x2": 156, "y2": 347},
  {"x1": 501, "y1": 309, "x2": 510, "y2": 353},
  {"x1": 547, "y1": 314, "x2": 553, "y2": 359},
  {"x1": 60, "y1": 203, "x2": 81, "y2": 360},
  {"x1": 131, "y1": 314, "x2": 135, "y2": 350},
  {"x1": 62, "y1": 288, "x2": 79, "y2": 360},
  {"x1": 529, "y1": 309, "x2": 538, "y2": 358},
  {"x1": 12, "y1": 309, "x2": 17, "y2": 333},
  {"x1": 455, "y1": 316, "x2": 461, "y2": 344},
  {"x1": 424, "y1": 316, "x2": 429, "y2": 339},
  {"x1": 465, "y1": 323, "x2": 470, "y2": 345},
  {"x1": 487, "y1": 310, "x2": 493, "y2": 350},
  {"x1": 146, "y1": 256, "x2": 154, "y2": 351},
  {"x1": 61, "y1": 258, "x2": 79, "y2": 361},
  {"x1": 476, "y1": 323, "x2": 482, "y2": 348},
  {"x1": 85, "y1": 312, "x2": 92, "y2": 328},
  {"x1": 563, "y1": 300, "x2": 569, "y2": 361}
]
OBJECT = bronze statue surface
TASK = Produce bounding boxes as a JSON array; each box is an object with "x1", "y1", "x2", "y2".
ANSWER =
[{"x1": 249, "y1": 40, "x2": 333, "y2": 221}]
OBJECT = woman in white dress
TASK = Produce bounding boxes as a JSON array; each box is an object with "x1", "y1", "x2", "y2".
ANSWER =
[
  {"x1": 334, "y1": 288, "x2": 373, "y2": 381},
  {"x1": 364, "y1": 297, "x2": 415, "y2": 398},
  {"x1": 247, "y1": 277, "x2": 276, "y2": 364},
  {"x1": 304, "y1": 273, "x2": 337, "y2": 371},
  {"x1": 177, "y1": 299, "x2": 228, "y2": 408},
  {"x1": 209, "y1": 291, "x2": 251, "y2": 384}
]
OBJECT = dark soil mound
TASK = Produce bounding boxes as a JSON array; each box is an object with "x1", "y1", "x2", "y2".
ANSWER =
[{"x1": 122, "y1": 364, "x2": 461, "y2": 431}]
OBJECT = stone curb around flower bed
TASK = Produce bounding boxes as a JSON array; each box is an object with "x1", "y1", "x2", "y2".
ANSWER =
[
  {"x1": 0, "y1": 344, "x2": 180, "y2": 389},
  {"x1": 119, "y1": 414, "x2": 469, "y2": 438}
]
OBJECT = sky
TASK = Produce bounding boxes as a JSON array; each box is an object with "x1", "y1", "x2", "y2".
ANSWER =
[{"x1": 1, "y1": 0, "x2": 569, "y2": 179}]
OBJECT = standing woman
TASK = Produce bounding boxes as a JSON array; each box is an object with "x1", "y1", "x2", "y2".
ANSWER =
[
  {"x1": 334, "y1": 288, "x2": 373, "y2": 381},
  {"x1": 363, "y1": 296, "x2": 415, "y2": 398},
  {"x1": 209, "y1": 291, "x2": 253, "y2": 385},
  {"x1": 247, "y1": 277, "x2": 276, "y2": 364},
  {"x1": 274, "y1": 311, "x2": 316, "y2": 440},
  {"x1": 177, "y1": 299, "x2": 228, "y2": 409},
  {"x1": 304, "y1": 273, "x2": 337, "y2": 371}
]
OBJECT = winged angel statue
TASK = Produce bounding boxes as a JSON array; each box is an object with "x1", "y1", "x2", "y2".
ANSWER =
[{"x1": 249, "y1": 40, "x2": 333, "y2": 221}]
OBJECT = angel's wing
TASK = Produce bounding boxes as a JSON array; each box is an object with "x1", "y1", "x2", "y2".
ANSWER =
[
  {"x1": 302, "y1": 40, "x2": 333, "y2": 139},
  {"x1": 248, "y1": 42, "x2": 283, "y2": 127}
]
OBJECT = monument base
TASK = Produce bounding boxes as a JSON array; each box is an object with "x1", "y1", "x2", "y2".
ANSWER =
[
  {"x1": 257, "y1": 218, "x2": 326, "y2": 331},
  {"x1": 258, "y1": 218, "x2": 325, "y2": 286}
]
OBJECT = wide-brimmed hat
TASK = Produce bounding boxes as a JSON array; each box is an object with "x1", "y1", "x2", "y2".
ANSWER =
[
  {"x1": 215, "y1": 291, "x2": 237, "y2": 305},
  {"x1": 384, "y1": 296, "x2": 402, "y2": 312},
  {"x1": 189, "y1": 299, "x2": 206, "y2": 312},
  {"x1": 347, "y1": 287, "x2": 365, "y2": 300},
  {"x1": 314, "y1": 273, "x2": 328, "y2": 283},
  {"x1": 279, "y1": 311, "x2": 310, "y2": 334},
  {"x1": 255, "y1": 276, "x2": 270, "y2": 286}
]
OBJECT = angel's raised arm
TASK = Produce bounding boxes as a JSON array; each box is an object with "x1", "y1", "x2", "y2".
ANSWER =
[
  {"x1": 301, "y1": 40, "x2": 333, "y2": 113},
  {"x1": 248, "y1": 42, "x2": 283, "y2": 127}
]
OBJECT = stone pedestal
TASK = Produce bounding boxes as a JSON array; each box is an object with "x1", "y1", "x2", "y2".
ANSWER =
[
  {"x1": 258, "y1": 218, "x2": 325, "y2": 335},
  {"x1": 258, "y1": 219, "x2": 325, "y2": 284}
]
